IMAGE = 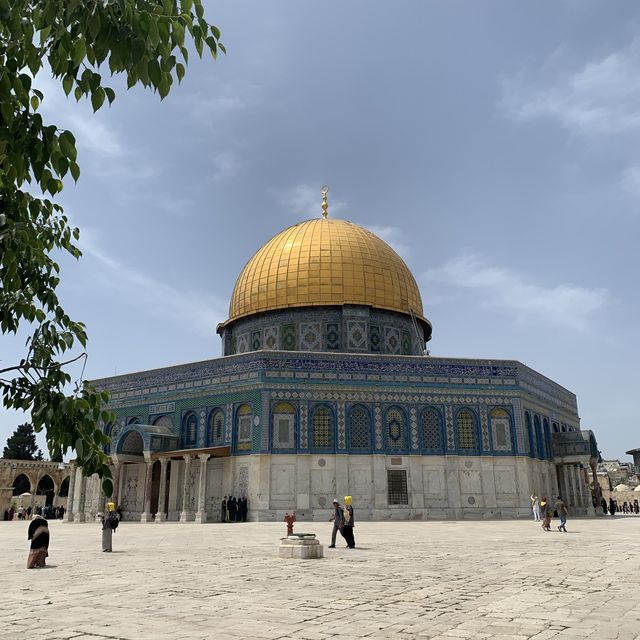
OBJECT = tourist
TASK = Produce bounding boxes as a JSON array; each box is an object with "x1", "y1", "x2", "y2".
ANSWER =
[
  {"x1": 530, "y1": 495, "x2": 541, "y2": 522},
  {"x1": 540, "y1": 496, "x2": 551, "y2": 531},
  {"x1": 555, "y1": 496, "x2": 569, "y2": 532},
  {"x1": 240, "y1": 496, "x2": 248, "y2": 522},
  {"x1": 26, "y1": 506, "x2": 32, "y2": 519},
  {"x1": 8, "y1": 507, "x2": 14, "y2": 520},
  {"x1": 101, "y1": 501, "x2": 120, "y2": 552},
  {"x1": 601, "y1": 498, "x2": 608, "y2": 515},
  {"x1": 634, "y1": 501, "x2": 639, "y2": 515},
  {"x1": 18, "y1": 506, "x2": 24, "y2": 520},
  {"x1": 26, "y1": 514, "x2": 49, "y2": 568},
  {"x1": 221, "y1": 496, "x2": 227, "y2": 522},
  {"x1": 343, "y1": 496, "x2": 355, "y2": 548},
  {"x1": 328, "y1": 499, "x2": 344, "y2": 548},
  {"x1": 59, "y1": 505, "x2": 65, "y2": 520},
  {"x1": 609, "y1": 498, "x2": 616, "y2": 516}
]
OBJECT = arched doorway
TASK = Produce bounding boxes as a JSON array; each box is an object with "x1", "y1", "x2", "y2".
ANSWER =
[
  {"x1": 150, "y1": 460, "x2": 161, "y2": 515},
  {"x1": 12, "y1": 473, "x2": 31, "y2": 496},
  {"x1": 59, "y1": 476, "x2": 70, "y2": 498},
  {"x1": 36, "y1": 474, "x2": 56, "y2": 506}
]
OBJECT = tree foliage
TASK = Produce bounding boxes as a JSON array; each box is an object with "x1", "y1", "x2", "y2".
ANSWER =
[
  {"x1": 2, "y1": 422, "x2": 43, "y2": 460},
  {"x1": 0, "y1": 0, "x2": 223, "y2": 495}
]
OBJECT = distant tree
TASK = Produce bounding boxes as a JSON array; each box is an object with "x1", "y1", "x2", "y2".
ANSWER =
[
  {"x1": 0, "y1": 1, "x2": 223, "y2": 495},
  {"x1": 2, "y1": 423, "x2": 43, "y2": 460}
]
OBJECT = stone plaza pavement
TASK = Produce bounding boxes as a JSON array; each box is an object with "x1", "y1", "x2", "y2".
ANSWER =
[{"x1": 1, "y1": 517, "x2": 639, "y2": 640}]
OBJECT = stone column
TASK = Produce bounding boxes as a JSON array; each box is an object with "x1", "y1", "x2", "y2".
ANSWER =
[
  {"x1": 65, "y1": 464, "x2": 76, "y2": 522},
  {"x1": 111, "y1": 462, "x2": 121, "y2": 507},
  {"x1": 155, "y1": 459, "x2": 168, "y2": 523},
  {"x1": 194, "y1": 454, "x2": 210, "y2": 524},
  {"x1": 140, "y1": 457, "x2": 154, "y2": 523},
  {"x1": 179, "y1": 455, "x2": 192, "y2": 523},
  {"x1": 73, "y1": 471, "x2": 86, "y2": 522},
  {"x1": 30, "y1": 476, "x2": 37, "y2": 512}
]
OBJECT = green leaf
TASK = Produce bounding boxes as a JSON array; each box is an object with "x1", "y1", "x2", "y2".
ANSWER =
[
  {"x1": 72, "y1": 38, "x2": 86, "y2": 67},
  {"x1": 70, "y1": 161, "x2": 80, "y2": 181},
  {"x1": 148, "y1": 59, "x2": 161, "y2": 86},
  {"x1": 88, "y1": 11, "x2": 101, "y2": 40},
  {"x1": 176, "y1": 62, "x2": 185, "y2": 83},
  {"x1": 62, "y1": 75, "x2": 74, "y2": 96},
  {"x1": 30, "y1": 95, "x2": 40, "y2": 110},
  {"x1": 104, "y1": 87, "x2": 116, "y2": 105},
  {"x1": 91, "y1": 87, "x2": 105, "y2": 112}
]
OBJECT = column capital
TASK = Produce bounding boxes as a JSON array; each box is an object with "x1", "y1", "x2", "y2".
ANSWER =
[
  {"x1": 198, "y1": 453, "x2": 210, "y2": 462},
  {"x1": 183, "y1": 454, "x2": 192, "y2": 464},
  {"x1": 159, "y1": 457, "x2": 168, "y2": 467}
]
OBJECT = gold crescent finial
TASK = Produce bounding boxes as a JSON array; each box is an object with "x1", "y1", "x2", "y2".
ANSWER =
[{"x1": 321, "y1": 185, "x2": 329, "y2": 219}]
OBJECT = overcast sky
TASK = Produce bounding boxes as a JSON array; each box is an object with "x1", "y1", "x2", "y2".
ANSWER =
[{"x1": 2, "y1": 1, "x2": 638, "y2": 461}]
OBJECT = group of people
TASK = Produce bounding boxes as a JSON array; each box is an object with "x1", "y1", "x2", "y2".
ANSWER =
[
  {"x1": 530, "y1": 495, "x2": 569, "y2": 532},
  {"x1": 4, "y1": 504, "x2": 65, "y2": 521},
  {"x1": 601, "y1": 497, "x2": 639, "y2": 515},
  {"x1": 329, "y1": 496, "x2": 356, "y2": 548},
  {"x1": 220, "y1": 496, "x2": 248, "y2": 522}
]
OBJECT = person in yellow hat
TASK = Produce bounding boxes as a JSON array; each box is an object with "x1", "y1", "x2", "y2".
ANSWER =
[
  {"x1": 343, "y1": 496, "x2": 355, "y2": 548},
  {"x1": 101, "y1": 500, "x2": 120, "y2": 552}
]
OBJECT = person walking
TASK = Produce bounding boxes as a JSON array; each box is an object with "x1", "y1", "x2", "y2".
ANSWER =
[
  {"x1": 328, "y1": 499, "x2": 344, "y2": 548},
  {"x1": 540, "y1": 496, "x2": 551, "y2": 531},
  {"x1": 101, "y1": 501, "x2": 120, "y2": 552},
  {"x1": 27, "y1": 514, "x2": 49, "y2": 568},
  {"x1": 530, "y1": 495, "x2": 541, "y2": 522},
  {"x1": 554, "y1": 496, "x2": 569, "y2": 532},
  {"x1": 609, "y1": 497, "x2": 616, "y2": 516},
  {"x1": 342, "y1": 496, "x2": 355, "y2": 548}
]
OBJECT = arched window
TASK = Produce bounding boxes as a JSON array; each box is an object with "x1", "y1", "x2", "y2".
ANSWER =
[
  {"x1": 311, "y1": 405, "x2": 334, "y2": 450},
  {"x1": 385, "y1": 407, "x2": 406, "y2": 450},
  {"x1": 525, "y1": 411, "x2": 534, "y2": 456},
  {"x1": 348, "y1": 405, "x2": 371, "y2": 451},
  {"x1": 272, "y1": 402, "x2": 295, "y2": 449},
  {"x1": 456, "y1": 408, "x2": 478, "y2": 452},
  {"x1": 534, "y1": 415, "x2": 544, "y2": 459},
  {"x1": 543, "y1": 418, "x2": 552, "y2": 460},
  {"x1": 208, "y1": 409, "x2": 225, "y2": 445},
  {"x1": 103, "y1": 421, "x2": 113, "y2": 454},
  {"x1": 421, "y1": 408, "x2": 443, "y2": 452},
  {"x1": 552, "y1": 422, "x2": 559, "y2": 433},
  {"x1": 182, "y1": 412, "x2": 197, "y2": 447},
  {"x1": 127, "y1": 416, "x2": 141, "y2": 425},
  {"x1": 152, "y1": 415, "x2": 173, "y2": 430},
  {"x1": 121, "y1": 430, "x2": 144, "y2": 455},
  {"x1": 490, "y1": 408, "x2": 512, "y2": 452},
  {"x1": 236, "y1": 404, "x2": 253, "y2": 451}
]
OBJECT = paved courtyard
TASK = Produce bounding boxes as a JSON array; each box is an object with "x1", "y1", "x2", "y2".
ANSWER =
[{"x1": 1, "y1": 517, "x2": 639, "y2": 640}]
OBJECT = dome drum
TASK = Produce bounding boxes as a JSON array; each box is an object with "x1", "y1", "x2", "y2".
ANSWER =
[{"x1": 218, "y1": 304, "x2": 429, "y2": 356}]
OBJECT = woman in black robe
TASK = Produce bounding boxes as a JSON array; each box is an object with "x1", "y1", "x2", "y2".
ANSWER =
[{"x1": 27, "y1": 514, "x2": 49, "y2": 568}]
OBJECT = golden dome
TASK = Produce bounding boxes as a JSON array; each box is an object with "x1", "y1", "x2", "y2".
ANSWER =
[{"x1": 226, "y1": 217, "x2": 427, "y2": 324}]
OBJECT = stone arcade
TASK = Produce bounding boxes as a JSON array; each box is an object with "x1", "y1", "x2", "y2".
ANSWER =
[{"x1": 64, "y1": 197, "x2": 601, "y2": 522}]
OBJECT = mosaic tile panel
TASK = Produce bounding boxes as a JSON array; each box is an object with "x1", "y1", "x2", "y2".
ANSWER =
[
  {"x1": 272, "y1": 402, "x2": 295, "y2": 449},
  {"x1": 260, "y1": 390, "x2": 270, "y2": 451},
  {"x1": 337, "y1": 401, "x2": 346, "y2": 449},
  {"x1": 236, "y1": 333, "x2": 249, "y2": 354},
  {"x1": 263, "y1": 326, "x2": 279, "y2": 350},
  {"x1": 480, "y1": 407, "x2": 490, "y2": 451},
  {"x1": 445, "y1": 405, "x2": 455, "y2": 451},
  {"x1": 300, "y1": 322, "x2": 321, "y2": 351},
  {"x1": 348, "y1": 405, "x2": 371, "y2": 450},
  {"x1": 374, "y1": 403, "x2": 383, "y2": 449},
  {"x1": 511, "y1": 398, "x2": 525, "y2": 453},
  {"x1": 401, "y1": 330, "x2": 412, "y2": 355},
  {"x1": 409, "y1": 407, "x2": 419, "y2": 450},
  {"x1": 384, "y1": 327, "x2": 401, "y2": 354},
  {"x1": 299, "y1": 402, "x2": 308, "y2": 449},
  {"x1": 251, "y1": 331, "x2": 262, "y2": 351},
  {"x1": 491, "y1": 416, "x2": 512, "y2": 452},
  {"x1": 198, "y1": 410, "x2": 206, "y2": 447},
  {"x1": 225, "y1": 404, "x2": 233, "y2": 444},
  {"x1": 347, "y1": 320, "x2": 367, "y2": 351},
  {"x1": 326, "y1": 323, "x2": 340, "y2": 350},
  {"x1": 370, "y1": 324, "x2": 381, "y2": 352},
  {"x1": 282, "y1": 323, "x2": 297, "y2": 350}
]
